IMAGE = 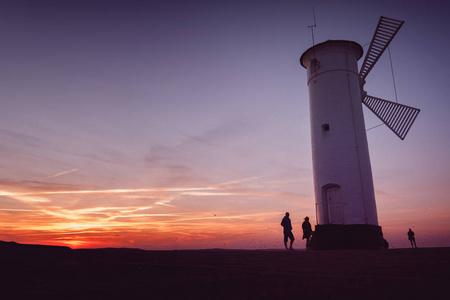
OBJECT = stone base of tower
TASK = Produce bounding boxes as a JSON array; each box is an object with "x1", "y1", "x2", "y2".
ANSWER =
[{"x1": 308, "y1": 224, "x2": 387, "y2": 250}]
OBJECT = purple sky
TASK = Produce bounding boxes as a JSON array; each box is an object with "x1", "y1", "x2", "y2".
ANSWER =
[{"x1": 0, "y1": 0, "x2": 449, "y2": 249}]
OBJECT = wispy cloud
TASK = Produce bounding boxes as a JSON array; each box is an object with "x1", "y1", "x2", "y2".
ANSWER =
[
  {"x1": 0, "y1": 128, "x2": 45, "y2": 149},
  {"x1": 178, "y1": 133, "x2": 217, "y2": 147},
  {"x1": 40, "y1": 168, "x2": 78, "y2": 180},
  {"x1": 0, "y1": 174, "x2": 305, "y2": 249}
]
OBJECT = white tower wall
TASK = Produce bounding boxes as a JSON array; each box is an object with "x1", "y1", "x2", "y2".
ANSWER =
[{"x1": 300, "y1": 40, "x2": 378, "y2": 226}]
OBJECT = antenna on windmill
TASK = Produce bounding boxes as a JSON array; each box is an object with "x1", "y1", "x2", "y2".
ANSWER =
[{"x1": 308, "y1": 7, "x2": 317, "y2": 46}]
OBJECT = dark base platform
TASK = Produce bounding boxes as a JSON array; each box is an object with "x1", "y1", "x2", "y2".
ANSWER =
[{"x1": 308, "y1": 224, "x2": 387, "y2": 250}]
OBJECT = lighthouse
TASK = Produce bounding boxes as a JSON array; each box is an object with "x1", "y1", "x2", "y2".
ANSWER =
[{"x1": 300, "y1": 40, "x2": 383, "y2": 249}]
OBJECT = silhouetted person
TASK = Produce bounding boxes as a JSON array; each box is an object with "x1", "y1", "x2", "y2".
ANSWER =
[
  {"x1": 408, "y1": 228, "x2": 417, "y2": 248},
  {"x1": 281, "y1": 212, "x2": 294, "y2": 250},
  {"x1": 302, "y1": 216, "x2": 312, "y2": 247},
  {"x1": 382, "y1": 238, "x2": 389, "y2": 250}
]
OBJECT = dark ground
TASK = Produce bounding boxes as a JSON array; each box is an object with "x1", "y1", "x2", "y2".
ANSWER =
[{"x1": 0, "y1": 241, "x2": 449, "y2": 299}]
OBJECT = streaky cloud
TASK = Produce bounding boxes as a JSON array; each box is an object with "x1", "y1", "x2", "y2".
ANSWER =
[{"x1": 40, "y1": 168, "x2": 78, "y2": 180}]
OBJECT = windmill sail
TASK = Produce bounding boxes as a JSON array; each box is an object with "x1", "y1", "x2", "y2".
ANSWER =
[
  {"x1": 363, "y1": 95, "x2": 420, "y2": 140},
  {"x1": 359, "y1": 16, "x2": 404, "y2": 81}
]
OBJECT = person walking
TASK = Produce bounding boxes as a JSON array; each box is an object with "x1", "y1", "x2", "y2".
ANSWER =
[
  {"x1": 408, "y1": 228, "x2": 417, "y2": 248},
  {"x1": 302, "y1": 216, "x2": 312, "y2": 248},
  {"x1": 281, "y1": 212, "x2": 295, "y2": 250}
]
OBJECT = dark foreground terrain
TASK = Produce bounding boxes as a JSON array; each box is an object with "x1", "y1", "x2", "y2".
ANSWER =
[{"x1": 0, "y1": 241, "x2": 449, "y2": 299}]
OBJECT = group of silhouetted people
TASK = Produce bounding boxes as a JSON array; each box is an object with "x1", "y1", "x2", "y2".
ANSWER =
[
  {"x1": 280, "y1": 212, "x2": 312, "y2": 250},
  {"x1": 281, "y1": 212, "x2": 418, "y2": 250}
]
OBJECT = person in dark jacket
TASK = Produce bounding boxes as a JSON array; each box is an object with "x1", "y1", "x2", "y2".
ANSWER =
[
  {"x1": 408, "y1": 228, "x2": 417, "y2": 248},
  {"x1": 302, "y1": 216, "x2": 312, "y2": 247},
  {"x1": 281, "y1": 212, "x2": 294, "y2": 250}
]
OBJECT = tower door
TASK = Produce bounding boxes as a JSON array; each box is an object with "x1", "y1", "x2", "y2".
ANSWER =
[{"x1": 325, "y1": 186, "x2": 344, "y2": 224}]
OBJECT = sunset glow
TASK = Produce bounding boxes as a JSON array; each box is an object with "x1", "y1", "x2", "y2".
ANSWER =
[
  {"x1": 1, "y1": 0, "x2": 449, "y2": 250},
  {"x1": 0, "y1": 176, "x2": 309, "y2": 249}
]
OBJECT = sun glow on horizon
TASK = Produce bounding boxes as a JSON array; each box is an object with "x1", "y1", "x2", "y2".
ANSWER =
[
  {"x1": 0, "y1": 176, "x2": 311, "y2": 249},
  {"x1": 1, "y1": 175, "x2": 449, "y2": 249}
]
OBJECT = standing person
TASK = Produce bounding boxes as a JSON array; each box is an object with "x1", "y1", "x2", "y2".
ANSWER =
[
  {"x1": 302, "y1": 216, "x2": 312, "y2": 247},
  {"x1": 408, "y1": 228, "x2": 417, "y2": 248},
  {"x1": 281, "y1": 212, "x2": 294, "y2": 250}
]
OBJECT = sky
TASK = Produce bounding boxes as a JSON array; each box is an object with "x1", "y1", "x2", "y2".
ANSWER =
[{"x1": 0, "y1": 0, "x2": 449, "y2": 250}]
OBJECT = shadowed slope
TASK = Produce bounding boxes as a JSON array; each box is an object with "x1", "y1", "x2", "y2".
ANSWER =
[{"x1": 0, "y1": 241, "x2": 448, "y2": 299}]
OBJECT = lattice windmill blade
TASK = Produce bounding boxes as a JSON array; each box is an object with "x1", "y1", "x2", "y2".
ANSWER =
[
  {"x1": 359, "y1": 16, "x2": 404, "y2": 82},
  {"x1": 363, "y1": 95, "x2": 420, "y2": 140}
]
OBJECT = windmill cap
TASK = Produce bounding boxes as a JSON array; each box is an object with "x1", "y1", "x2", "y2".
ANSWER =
[{"x1": 300, "y1": 40, "x2": 363, "y2": 69}]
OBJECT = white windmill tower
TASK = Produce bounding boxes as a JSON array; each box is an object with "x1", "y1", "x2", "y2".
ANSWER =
[{"x1": 300, "y1": 17, "x2": 420, "y2": 249}]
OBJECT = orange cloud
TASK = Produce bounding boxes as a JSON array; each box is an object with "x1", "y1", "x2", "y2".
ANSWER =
[{"x1": 0, "y1": 176, "x2": 308, "y2": 249}]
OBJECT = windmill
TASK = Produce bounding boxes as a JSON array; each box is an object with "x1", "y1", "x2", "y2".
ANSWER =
[{"x1": 299, "y1": 16, "x2": 420, "y2": 249}]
